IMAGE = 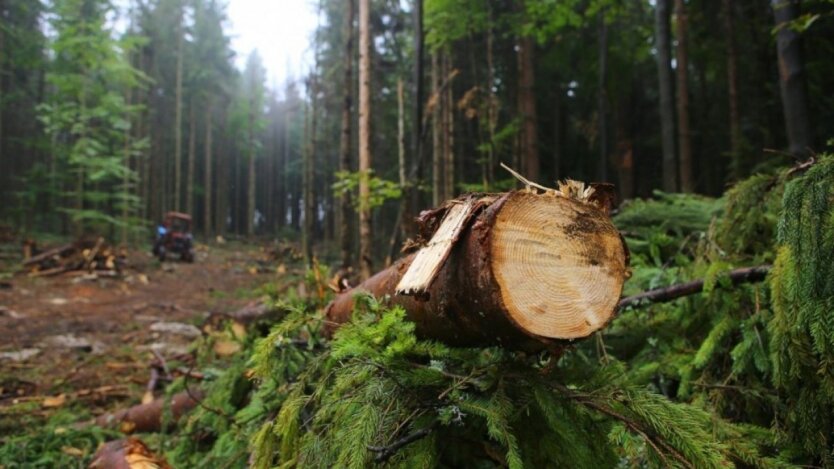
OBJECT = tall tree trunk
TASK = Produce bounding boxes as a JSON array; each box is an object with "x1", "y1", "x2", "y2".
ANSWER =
[
  {"x1": 655, "y1": 0, "x2": 678, "y2": 192},
  {"x1": 358, "y1": 0, "x2": 373, "y2": 279},
  {"x1": 443, "y1": 54, "x2": 454, "y2": 200},
  {"x1": 553, "y1": 94, "x2": 562, "y2": 182},
  {"x1": 771, "y1": 0, "x2": 812, "y2": 157},
  {"x1": 405, "y1": 0, "x2": 424, "y2": 235},
  {"x1": 431, "y1": 52, "x2": 442, "y2": 206},
  {"x1": 486, "y1": 5, "x2": 497, "y2": 188},
  {"x1": 303, "y1": 79, "x2": 317, "y2": 266},
  {"x1": 203, "y1": 100, "x2": 213, "y2": 237},
  {"x1": 174, "y1": 2, "x2": 184, "y2": 212},
  {"x1": 278, "y1": 107, "x2": 289, "y2": 231},
  {"x1": 675, "y1": 0, "x2": 693, "y2": 192},
  {"x1": 247, "y1": 98, "x2": 256, "y2": 236},
  {"x1": 215, "y1": 106, "x2": 228, "y2": 235},
  {"x1": 398, "y1": 79, "x2": 407, "y2": 192},
  {"x1": 187, "y1": 98, "x2": 196, "y2": 215},
  {"x1": 598, "y1": 11, "x2": 609, "y2": 182},
  {"x1": 339, "y1": 0, "x2": 355, "y2": 268},
  {"x1": 517, "y1": 36, "x2": 539, "y2": 182},
  {"x1": 723, "y1": 0, "x2": 742, "y2": 175}
]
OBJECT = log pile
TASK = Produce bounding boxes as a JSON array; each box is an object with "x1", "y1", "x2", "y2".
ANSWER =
[
  {"x1": 326, "y1": 183, "x2": 630, "y2": 352},
  {"x1": 21, "y1": 237, "x2": 126, "y2": 277}
]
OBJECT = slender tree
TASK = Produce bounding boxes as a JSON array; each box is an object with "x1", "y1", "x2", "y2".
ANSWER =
[
  {"x1": 358, "y1": 0, "x2": 373, "y2": 279},
  {"x1": 174, "y1": 0, "x2": 184, "y2": 211},
  {"x1": 517, "y1": 35, "x2": 539, "y2": 182},
  {"x1": 655, "y1": 0, "x2": 678, "y2": 191},
  {"x1": 598, "y1": 11, "x2": 609, "y2": 182},
  {"x1": 675, "y1": 0, "x2": 693, "y2": 191},
  {"x1": 203, "y1": 100, "x2": 213, "y2": 236},
  {"x1": 338, "y1": 0, "x2": 354, "y2": 268},
  {"x1": 771, "y1": 0, "x2": 812, "y2": 157},
  {"x1": 723, "y1": 0, "x2": 741, "y2": 173}
]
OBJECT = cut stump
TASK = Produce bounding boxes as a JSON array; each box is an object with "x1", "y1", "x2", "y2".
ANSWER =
[{"x1": 326, "y1": 189, "x2": 629, "y2": 351}]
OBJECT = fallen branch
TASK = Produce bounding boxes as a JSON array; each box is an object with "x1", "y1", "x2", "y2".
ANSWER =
[
  {"x1": 21, "y1": 243, "x2": 74, "y2": 266},
  {"x1": 367, "y1": 422, "x2": 437, "y2": 463},
  {"x1": 616, "y1": 265, "x2": 771, "y2": 311}
]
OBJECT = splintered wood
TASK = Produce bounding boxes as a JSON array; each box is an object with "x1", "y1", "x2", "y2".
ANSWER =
[{"x1": 395, "y1": 199, "x2": 476, "y2": 296}]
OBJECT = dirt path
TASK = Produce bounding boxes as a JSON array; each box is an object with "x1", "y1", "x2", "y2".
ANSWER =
[{"x1": 0, "y1": 241, "x2": 277, "y2": 425}]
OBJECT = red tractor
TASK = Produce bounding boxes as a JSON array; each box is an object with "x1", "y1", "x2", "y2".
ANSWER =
[{"x1": 152, "y1": 212, "x2": 195, "y2": 262}]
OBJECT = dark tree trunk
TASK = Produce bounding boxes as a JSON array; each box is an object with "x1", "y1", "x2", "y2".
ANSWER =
[
  {"x1": 598, "y1": 12, "x2": 609, "y2": 182},
  {"x1": 339, "y1": 0, "x2": 354, "y2": 268},
  {"x1": 517, "y1": 36, "x2": 539, "y2": 183},
  {"x1": 723, "y1": 0, "x2": 742, "y2": 175},
  {"x1": 675, "y1": 0, "x2": 693, "y2": 192},
  {"x1": 771, "y1": 0, "x2": 812, "y2": 157},
  {"x1": 655, "y1": 0, "x2": 678, "y2": 191}
]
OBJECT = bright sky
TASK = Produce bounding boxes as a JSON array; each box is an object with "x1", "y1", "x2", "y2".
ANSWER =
[{"x1": 226, "y1": 0, "x2": 319, "y2": 88}]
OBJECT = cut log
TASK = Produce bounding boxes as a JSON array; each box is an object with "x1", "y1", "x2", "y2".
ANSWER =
[
  {"x1": 326, "y1": 190, "x2": 629, "y2": 350},
  {"x1": 92, "y1": 389, "x2": 203, "y2": 434}
]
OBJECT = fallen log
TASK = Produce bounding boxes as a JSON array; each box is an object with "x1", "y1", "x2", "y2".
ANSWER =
[
  {"x1": 21, "y1": 242, "x2": 74, "y2": 267},
  {"x1": 326, "y1": 188, "x2": 630, "y2": 351},
  {"x1": 92, "y1": 388, "x2": 203, "y2": 434}
]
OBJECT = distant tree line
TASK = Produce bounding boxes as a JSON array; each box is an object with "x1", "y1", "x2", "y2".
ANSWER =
[{"x1": 0, "y1": 0, "x2": 832, "y2": 271}]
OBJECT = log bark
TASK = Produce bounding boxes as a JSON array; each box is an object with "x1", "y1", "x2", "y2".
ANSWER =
[
  {"x1": 326, "y1": 190, "x2": 629, "y2": 351},
  {"x1": 93, "y1": 389, "x2": 203, "y2": 434}
]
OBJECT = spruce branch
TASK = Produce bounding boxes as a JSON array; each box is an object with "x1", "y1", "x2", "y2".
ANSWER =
[{"x1": 617, "y1": 265, "x2": 771, "y2": 310}]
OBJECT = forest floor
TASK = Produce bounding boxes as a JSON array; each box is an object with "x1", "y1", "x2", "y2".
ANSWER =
[{"x1": 0, "y1": 239, "x2": 291, "y2": 432}]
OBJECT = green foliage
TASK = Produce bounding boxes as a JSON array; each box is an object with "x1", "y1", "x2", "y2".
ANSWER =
[
  {"x1": 0, "y1": 411, "x2": 119, "y2": 468},
  {"x1": 332, "y1": 170, "x2": 403, "y2": 211},
  {"x1": 239, "y1": 295, "x2": 777, "y2": 468},
  {"x1": 37, "y1": 0, "x2": 146, "y2": 234},
  {"x1": 768, "y1": 155, "x2": 834, "y2": 463}
]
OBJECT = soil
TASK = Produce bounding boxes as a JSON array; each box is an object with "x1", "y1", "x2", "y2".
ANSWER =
[{"x1": 0, "y1": 240, "x2": 286, "y2": 430}]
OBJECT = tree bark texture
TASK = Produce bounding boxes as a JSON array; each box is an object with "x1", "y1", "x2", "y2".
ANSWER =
[
  {"x1": 247, "y1": 96, "x2": 256, "y2": 236},
  {"x1": 675, "y1": 0, "x2": 693, "y2": 192},
  {"x1": 339, "y1": 0, "x2": 354, "y2": 268},
  {"x1": 771, "y1": 0, "x2": 812, "y2": 157},
  {"x1": 93, "y1": 389, "x2": 202, "y2": 434},
  {"x1": 723, "y1": 0, "x2": 742, "y2": 173},
  {"x1": 187, "y1": 98, "x2": 196, "y2": 215},
  {"x1": 174, "y1": 2, "x2": 184, "y2": 212},
  {"x1": 517, "y1": 36, "x2": 540, "y2": 184},
  {"x1": 358, "y1": 0, "x2": 373, "y2": 279},
  {"x1": 303, "y1": 77, "x2": 317, "y2": 266},
  {"x1": 598, "y1": 12, "x2": 609, "y2": 182},
  {"x1": 655, "y1": 0, "x2": 678, "y2": 192},
  {"x1": 203, "y1": 101, "x2": 213, "y2": 236},
  {"x1": 326, "y1": 191, "x2": 629, "y2": 351}
]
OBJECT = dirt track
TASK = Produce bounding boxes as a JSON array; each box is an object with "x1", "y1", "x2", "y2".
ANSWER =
[{"x1": 0, "y1": 242, "x2": 276, "y2": 427}]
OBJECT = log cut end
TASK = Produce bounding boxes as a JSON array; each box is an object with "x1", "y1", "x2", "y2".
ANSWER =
[{"x1": 491, "y1": 191, "x2": 628, "y2": 340}]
